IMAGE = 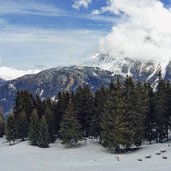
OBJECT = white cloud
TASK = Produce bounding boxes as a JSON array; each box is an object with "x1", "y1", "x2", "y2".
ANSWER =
[
  {"x1": 0, "y1": 66, "x2": 40, "y2": 80},
  {"x1": 0, "y1": 1, "x2": 66, "y2": 17},
  {"x1": 94, "y1": 0, "x2": 171, "y2": 65},
  {"x1": 72, "y1": 0, "x2": 92, "y2": 9},
  {"x1": 0, "y1": 26, "x2": 106, "y2": 69}
]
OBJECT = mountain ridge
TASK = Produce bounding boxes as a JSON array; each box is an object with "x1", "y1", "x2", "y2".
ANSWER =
[{"x1": 0, "y1": 65, "x2": 121, "y2": 113}]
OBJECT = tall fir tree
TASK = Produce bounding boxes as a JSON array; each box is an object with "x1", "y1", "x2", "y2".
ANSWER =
[
  {"x1": 54, "y1": 91, "x2": 70, "y2": 137},
  {"x1": 28, "y1": 109, "x2": 40, "y2": 146},
  {"x1": 44, "y1": 106, "x2": 56, "y2": 143},
  {"x1": 74, "y1": 85, "x2": 94, "y2": 138},
  {"x1": 90, "y1": 85, "x2": 107, "y2": 139},
  {"x1": 60, "y1": 99, "x2": 82, "y2": 146},
  {"x1": 38, "y1": 115, "x2": 49, "y2": 148},
  {"x1": 100, "y1": 81, "x2": 124, "y2": 151},
  {"x1": 14, "y1": 91, "x2": 34, "y2": 138},
  {"x1": 16, "y1": 111, "x2": 28, "y2": 141},
  {"x1": 154, "y1": 72, "x2": 169, "y2": 142},
  {"x1": 6, "y1": 113, "x2": 16, "y2": 145},
  {"x1": 0, "y1": 108, "x2": 4, "y2": 137},
  {"x1": 144, "y1": 83, "x2": 156, "y2": 144}
]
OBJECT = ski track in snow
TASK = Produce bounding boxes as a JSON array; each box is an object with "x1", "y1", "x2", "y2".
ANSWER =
[{"x1": 0, "y1": 138, "x2": 171, "y2": 171}]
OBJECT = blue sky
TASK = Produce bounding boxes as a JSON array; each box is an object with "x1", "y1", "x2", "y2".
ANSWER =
[
  {"x1": 0, "y1": 0, "x2": 116, "y2": 70},
  {"x1": 0, "y1": 0, "x2": 170, "y2": 70}
]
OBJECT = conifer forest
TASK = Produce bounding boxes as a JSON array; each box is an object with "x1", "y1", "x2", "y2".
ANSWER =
[{"x1": 1, "y1": 74, "x2": 171, "y2": 153}]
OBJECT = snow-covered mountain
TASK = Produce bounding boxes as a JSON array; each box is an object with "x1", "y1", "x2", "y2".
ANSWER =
[
  {"x1": 88, "y1": 54, "x2": 171, "y2": 84},
  {"x1": 0, "y1": 66, "x2": 121, "y2": 113},
  {"x1": 0, "y1": 56, "x2": 171, "y2": 113}
]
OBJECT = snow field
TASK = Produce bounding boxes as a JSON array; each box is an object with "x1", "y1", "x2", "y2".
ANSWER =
[{"x1": 0, "y1": 138, "x2": 171, "y2": 171}]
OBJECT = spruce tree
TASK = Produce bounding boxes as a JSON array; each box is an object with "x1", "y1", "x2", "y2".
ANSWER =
[
  {"x1": 45, "y1": 106, "x2": 56, "y2": 143},
  {"x1": 0, "y1": 109, "x2": 4, "y2": 137},
  {"x1": 14, "y1": 91, "x2": 34, "y2": 138},
  {"x1": 90, "y1": 85, "x2": 107, "y2": 139},
  {"x1": 16, "y1": 111, "x2": 28, "y2": 141},
  {"x1": 144, "y1": 83, "x2": 156, "y2": 144},
  {"x1": 54, "y1": 91, "x2": 70, "y2": 136},
  {"x1": 60, "y1": 99, "x2": 82, "y2": 146},
  {"x1": 6, "y1": 113, "x2": 16, "y2": 145},
  {"x1": 100, "y1": 91, "x2": 119, "y2": 151},
  {"x1": 38, "y1": 116, "x2": 49, "y2": 148},
  {"x1": 28, "y1": 109, "x2": 39, "y2": 146},
  {"x1": 74, "y1": 85, "x2": 94, "y2": 138},
  {"x1": 154, "y1": 72, "x2": 169, "y2": 143}
]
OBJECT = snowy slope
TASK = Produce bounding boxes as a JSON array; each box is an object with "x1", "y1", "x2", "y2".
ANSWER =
[{"x1": 0, "y1": 138, "x2": 171, "y2": 171}]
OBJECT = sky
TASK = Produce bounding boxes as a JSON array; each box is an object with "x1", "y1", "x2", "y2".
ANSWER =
[
  {"x1": 0, "y1": 0, "x2": 115, "y2": 70},
  {"x1": 0, "y1": 0, "x2": 171, "y2": 72}
]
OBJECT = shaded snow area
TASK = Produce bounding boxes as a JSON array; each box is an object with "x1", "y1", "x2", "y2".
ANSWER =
[{"x1": 0, "y1": 138, "x2": 171, "y2": 171}]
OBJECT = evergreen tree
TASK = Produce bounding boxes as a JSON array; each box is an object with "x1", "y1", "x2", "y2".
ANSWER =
[
  {"x1": 165, "y1": 81, "x2": 171, "y2": 132},
  {"x1": 74, "y1": 85, "x2": 94, "y2": 138},
  {"x1": 28, "y1": 109, "x2": 40, "y2": 146},
  {"x1": 89, "y1": 85, "x2": 107, "y2": 139},
  {"x1": 100, "y1": 90, "x2": 119, "y2": 150},
  {"x1": 44, "y1": 106, "x2": 56, "y2": 142},
  {"x1": 38, "y1": 115, "x2": 49, "y2": 148},
  {"x1": 144, "y1": 83, "x2": 156, "y2": 144},
  {"x1": 100, "y1": 79, "x2": 124, "y2": 151},
  {"x1": 154, "y1": 72, "x2": 169, "y2": 143},
  {"x1": 122, "y1": 77, "x2": 146, "y2": 148},
  {"x1": 14, "y1": 91, "x2": 34, "y2": 138},
  {"x1": 34, "y1": 95, "x2": 44, "y2": 118},
  {"x1": 0, "y1": 109, "x2": 4, "y2": 137},
  {"x1": 16, "y1": 111, "x2": 28, "y2": 141},
  {"x1": 60, "y1": 99, "x2": 82, "y2": 146},
  {"x1": 6, "y1": 113, "x2": 16, "y2": 145},
  {"x1": 54, "y1": 91, "x2": 70, "y2": 137}
]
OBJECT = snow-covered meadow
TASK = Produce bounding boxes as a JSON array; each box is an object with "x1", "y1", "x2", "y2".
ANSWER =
[{"x1": 0, "y1": 138, "x2": 171, "y2": 171}]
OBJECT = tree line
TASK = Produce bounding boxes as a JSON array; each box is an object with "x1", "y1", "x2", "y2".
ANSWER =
[{"x1": 0, "y1": 73, "x2": 171, "y2": 152}]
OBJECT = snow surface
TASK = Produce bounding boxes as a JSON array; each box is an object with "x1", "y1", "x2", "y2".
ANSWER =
[{"x1": 0, "y1": 138, "x2": 171, "y2": 171}]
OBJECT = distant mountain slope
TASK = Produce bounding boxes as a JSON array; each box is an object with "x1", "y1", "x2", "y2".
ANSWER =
[
  {"x1": 0, "y1": 66, "x2": 120, "y2": 113},
  {"x1": 0, "y1": 78, "x2": 6, "y2": 87},
  {"x1": 89, "y1": 54, "x2": 171, "y2": 84}
]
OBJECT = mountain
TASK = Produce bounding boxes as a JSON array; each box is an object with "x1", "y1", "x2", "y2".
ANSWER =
[
  {"x1": 0, "y1": 66, "x2": 121, "y2": 113},
  {"x1": 1, "y1": 55, "x2": 171, "y2": 113},
  {"x1": 0, "y1": 78, "x2": 6, "y2": 87},
  {"x1": 89, "y1": 54, "x2": 171, "y2": 85}
]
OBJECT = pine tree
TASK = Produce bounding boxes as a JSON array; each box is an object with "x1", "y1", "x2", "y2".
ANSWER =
[
  {"x1": 14, "y1": 91, "x2": 34, "y2": 138},
  {"x1": 60, "y1": 99, "x2": 82, "y2": 146},
  {"x1": 0, "y1": 109, "x2": 4, "y2": 137},
  {"x1": 16, "y1": 111, "x2": 28, "y2": 141},
  {"x1": 38, "y1": 116, "x2": 49, "y2": 148},
  {"x1": 89, "y1": 85, "x2": 107, "y2": 139},
  {"x1": 44, "y1": 106, "x2": 56, "y2": 143},
  {"x1": 28, "y1": 109, "x2": 40, "y2": 146},
  {"x1": 154, "y1": 72, "x2": 169, "y2": 143},
  {"x1": 100, "y1": 91, "x2": 119, "y2": 150},
  {"x1": 34, "y1": 95, "x2": 44, "y2": 118},
  {"x1": 74, "y1": 85, "x2": 94, "y2": 138},
  {"x1": 54, "y1": 91, "x2": 70, "y2": 136},
  {"x1": 6, "y1": 113, "x2": 16, "y2": 145},
  {"x1": 144, "y1": 83, "x2": 156, "y2": 144},
  {"x1": 100, "y1": 78, "x2": 125, "y2": 152}
]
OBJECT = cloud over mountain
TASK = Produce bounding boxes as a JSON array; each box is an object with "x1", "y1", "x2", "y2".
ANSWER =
[
  {"x1": 0, "y1": 66, "x2": 40, "y2": 80},
  {"x1": 93, "y1": 0, "x2": 171, "y2": 66}
]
